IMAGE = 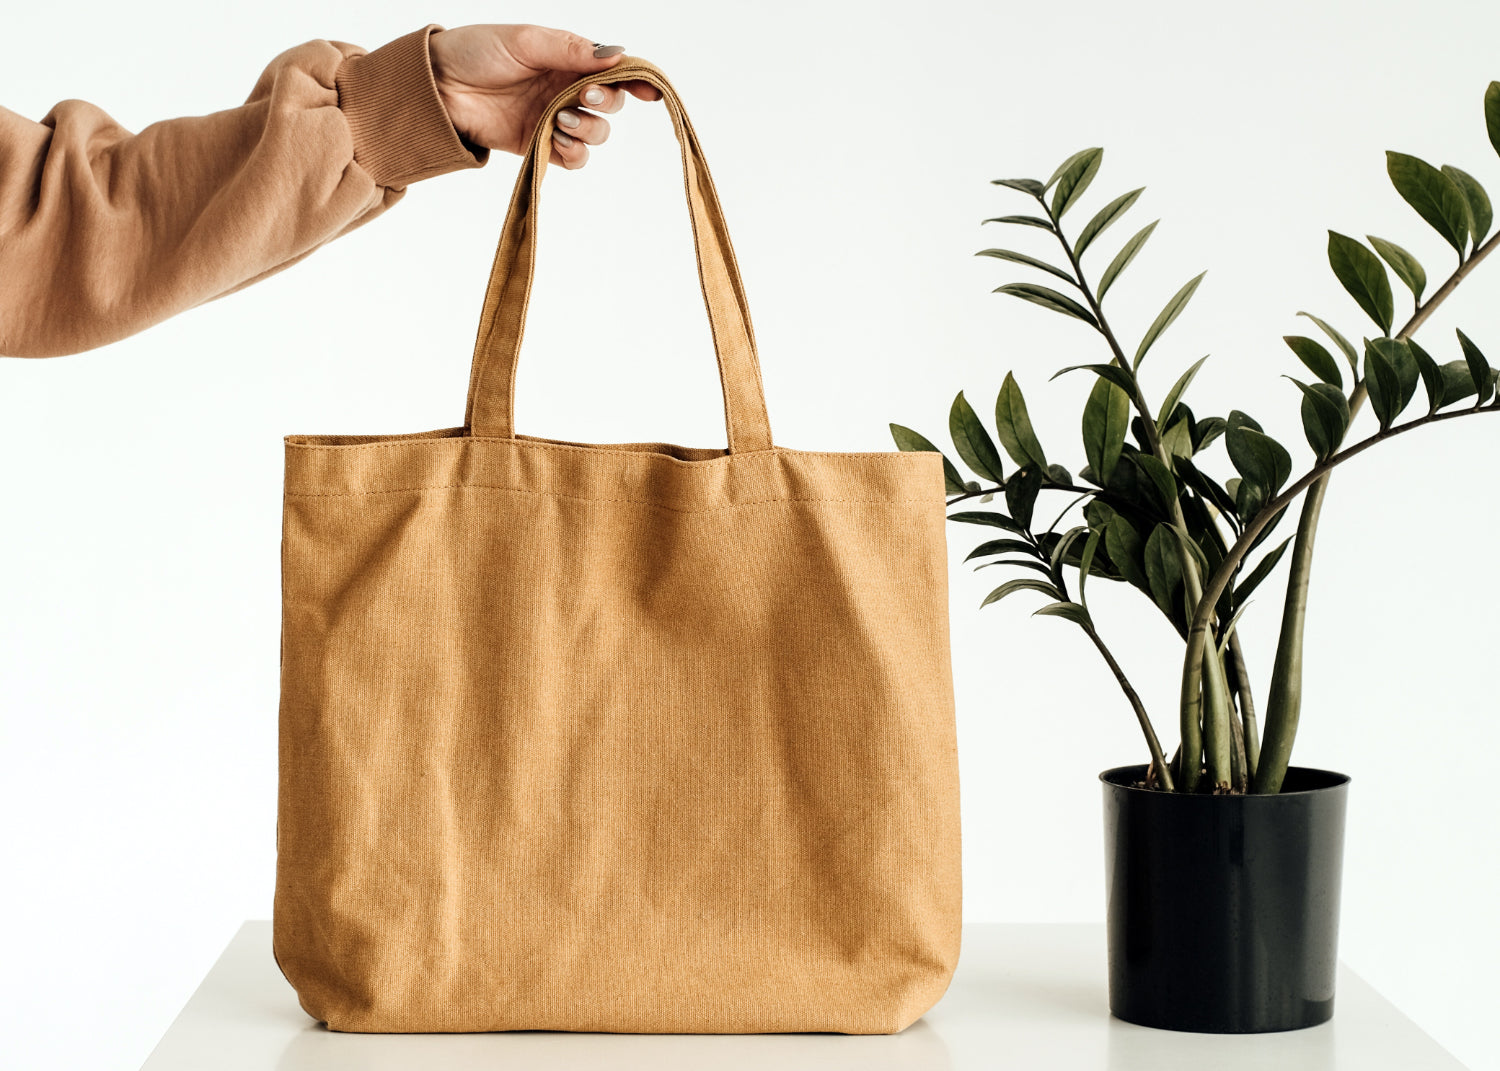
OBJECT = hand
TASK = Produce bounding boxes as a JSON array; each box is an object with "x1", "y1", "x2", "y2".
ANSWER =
[{"x1": 428, "y1": 24, "x2": 664, "y2": 170}]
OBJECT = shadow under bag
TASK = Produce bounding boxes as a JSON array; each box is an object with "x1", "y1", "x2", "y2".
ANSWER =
[{"x1": 272, "y1": 56, "x2": 962, "y2": 1034}]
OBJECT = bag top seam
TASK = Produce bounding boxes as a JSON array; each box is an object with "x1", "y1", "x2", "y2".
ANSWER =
[{"x1": 283, "y1": 482, "x2": 936, "y2": 514}]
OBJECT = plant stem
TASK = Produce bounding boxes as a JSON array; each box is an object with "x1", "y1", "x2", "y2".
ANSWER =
[
  {"x1": 1250, "y1": 227, "x2": 1500, "y2": 791},
  {"x1": 1227, "y1": 629, "x2": 1259, "y2": 778},
  {"x1": 1182, "y1": 396, "x2": 1500, "y2": 774},
  {"x1": 1080, "y1": 619, "x2": 1175, "y2": 791},
  {"x1": 1254, "y1": 479, "x2": 1328, "y2": 792},
  {"x1": 1039, "y1": 195, "x2": 1234, "y2": 790}
]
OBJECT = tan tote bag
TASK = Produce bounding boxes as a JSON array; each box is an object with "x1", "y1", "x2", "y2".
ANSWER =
[{"x1": 272, "y1": 57, "x2": 961, "y2": 1035}]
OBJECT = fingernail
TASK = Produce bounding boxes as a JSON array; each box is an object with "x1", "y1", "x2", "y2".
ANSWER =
[
  {"x1": 593, "y1": 44, "x2": 625, "y2": 58},
  {"x1": 553, "y1": 129, "x2": 576, "y2": 148},
  {"x1": 583, "y1": 87, "x2": 606, "y2": 106},
  {"x1": 556, "y1": 110, "x2": 581, "y2": 129}
]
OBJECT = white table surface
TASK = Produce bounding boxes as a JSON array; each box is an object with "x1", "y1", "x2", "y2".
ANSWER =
[{"x1": 140, "y1": 922, "x2": 1468, "y2": 1070}]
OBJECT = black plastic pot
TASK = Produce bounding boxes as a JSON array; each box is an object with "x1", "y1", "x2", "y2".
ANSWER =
[{"x1": 1100, "y1": 764, "x2": 1350, "y2": 1033}]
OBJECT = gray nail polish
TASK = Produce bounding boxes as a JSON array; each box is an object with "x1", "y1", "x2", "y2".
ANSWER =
[
  {"x1": 553, "y1": 130, "x2": 576, "y2": 147},
  {"x1": 593, "y1": 44, "x2": 625, "y2": 58}
]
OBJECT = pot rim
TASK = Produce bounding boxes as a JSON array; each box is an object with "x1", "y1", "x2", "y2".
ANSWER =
[{"x1": 1099, "y1": 763, "x2": 1351, "y2": 796}]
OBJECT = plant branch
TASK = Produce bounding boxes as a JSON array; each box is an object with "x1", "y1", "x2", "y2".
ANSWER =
[
  {"x1": 1398, "y1": 228, "x2": 1500, "y2": 337},
  {"x1": 1183, "y1": 395, "x2": 1500, "y2": 761},
  {"x1": 1227, "y1": 629, "x2": 1259, "y2": 778},
  {"x1": 1039, "y1": 197, "x2": 1165, "y2": 456},
  {"x1": 1249, "y1": 227, "x2": 1500, "y2": 791},
  {"x1": 1181, "y1": 224, "x2": 1500, "y2": 793},
  {"x1": 1079, "y1": 619, "x2": 1175, "y2": 791},
  {"x1": 1038, "y1": 192, "x2": 1234, "y2": 789}
]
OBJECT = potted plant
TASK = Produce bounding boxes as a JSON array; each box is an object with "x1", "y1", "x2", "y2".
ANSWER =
[{"x1": 892, "y1": 81, "x2": 1500, "y2": 1033}]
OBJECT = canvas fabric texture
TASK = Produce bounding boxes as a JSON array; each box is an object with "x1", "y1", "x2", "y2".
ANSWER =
[{"x1": 273, "y1": 57, "x2": 962, "y2": 1035}]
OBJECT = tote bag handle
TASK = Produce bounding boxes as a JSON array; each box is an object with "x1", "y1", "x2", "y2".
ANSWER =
[{"x1": 463, "y1": 58, "x2": 775, "y2": 453}]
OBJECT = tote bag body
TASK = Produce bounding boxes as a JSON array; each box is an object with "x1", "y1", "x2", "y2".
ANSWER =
[{"x1": 273, "y1": 57, "x2": 961, "y2": 1035}]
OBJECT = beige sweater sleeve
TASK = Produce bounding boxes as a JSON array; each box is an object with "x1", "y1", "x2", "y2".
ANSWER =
[{"x1": 0, "y1": 23, "x2": 488, "y2": 358}]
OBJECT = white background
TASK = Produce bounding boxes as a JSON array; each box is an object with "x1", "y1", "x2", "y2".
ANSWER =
[{"x1": 3, "y1": 1, "x2": 1498, "y2": 1068}]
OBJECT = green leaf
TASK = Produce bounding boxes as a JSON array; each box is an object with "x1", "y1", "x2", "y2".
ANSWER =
[
  {"x1": 991, "y1": 178, "x2": 1045, "y2": 196},
  {"x1": 1050, "y1": 362, "x2": 1138, "y2": 398},
  {"x1": 1175, "y1": 455, "x2": 1239, "y2": 521},
  {"x1": 1367, "y1": 235, "x2": 1427, "y2": 305},
  {"x1": 1143, "y1": 524, "x2": 1185, "y2": 621},
  {"x1": 1284, "y1": 377, "x2": 1350, "y2": 459},
  {"x1": 1297, "y1": 311, "x2": 1360, "y2": 372},
  {"x1": 1167, "y1": 523, "x2": 1212, "y2": 579},
  {"x1": 1457, "y1": 328, "x2": 1494, "y2": 405},
  {"x1": 1364, "y1": 337, "x2": 1420, "y2": 427},
  {"x1": 1133, "y1": 272, "x2": 1206, "y2": 369},
  {"x1": 1132, "y1": 453, "x2": 1179, "y2": 517},
  {"x1": 890, "y1": 423, "x2": 966, "y2": 494},
  {"x1": 994, "y1": 283, "x2": 1099, "y2": 326},
  {"x1": 1488, "y1": 82, "x2": 1500, "y2": 159},
  {"x1": 1047, "y1": 464, "x2": 1073, "y2": 486},
  {"x1": 1387, "y1": 151, "x2": 1470, "y2": 258},
  {"x1": 1050, "y1": 148, "x2": 1104, "y2": 218},
  {"x1": 1005, "y1": 464, "x2": 1044, "y2": 529},
  {"x1": 1043, "y1": 151, "x2": 1090, "y2": 190},
  {"x1": 1327, "y1": 231, "x2": 1394, "y2": 336},
  {"x1": 993, "y1": 373, "x2": 1050, "y2": 470},
  {"x1": 1034, "y1": 601, "x2": 1094, "y2": 627},
  {"x1": 1283, "y1": 335, "x2": 1343, "y2": 389},
  {"x1": 1159, "y1": 414, "x2": 1194, "y2": 458},
  {"x1": 1226, "y1": 423, "x2": 1292, "y2": 507},
  {"x1": 1193, "y1": 416, "x2": 1228, "y2": 452},
  {"x1": 1048, "y1": 526, "x2": 1088, "y2": 588},
  {"x1": 1227, "y1": 409, "x2": 1264, "y2": 434},
  {"x1": 975, "y1": 248, "x2": 1076, "y2": 284},
  {"x1": 975, "y1": 558, "x2": 1054, "y2": 578},
  {"x1": 1082, "y1": 377, "x2": 1130, "y2": 487},
  {"x1": 1442, "y1": 165, "x2": 1492, "y2": 246},
  {"x1": 1097, "y1": 220, "x2": 1159, "y2": 302},
  {"x1": 1083, "y1": 499, "x2": 1116, "y2": 529},
  {"x1": 965, "y1": 538, "x2": 1038, "y2": 562},
  {"x1": 982, "y1": 214, "x2": 1054, "y2": 231},
  {"x1": 1247, "y1": 496, "x2": 1292, "y2": 555},
  {"x1": 1440, "y1": 359, "x2": 1480, "y2": 406},
  {"x1": 1216, "y1": 602, "x2": 1255, "y2": 656},
  {"x1": 1105, "y1": 515, "x2": 1149, "y2": 591},
  {"x1": 980, "y1": 576, "x2": 1061, "y2": 608},
  {"x1": 1074, "y1": 187, "x2": 1144, "y2": 258},
  {"x1": 949, "y1": 391, "x2": 1007, "y2": 483},
  {"x1": 1078, "y1": 527, "x2": 1103, "y2": 607},
  {"x1": 1409, "y1": 337, "x2": 1445, "y2": 414},
  {"x1": 1234, "y1": 481, "x2": 1265, "y2": 525},
  {"x1": 1234, "y1": 537, "x2": 1292, "y2": 607},
  {"x1": 1362, "y1": 340, "x2": 1402, "y2": 429},
  {"x1": 948, "y1": 511, "x2": 1028, "y2": 534},
  {"x1": 1045, "y1": 147, "x2": 1099, "y2": 190},
  {"x1": 1155, "y1": 355, "x2": 1210, "y2": 430}
]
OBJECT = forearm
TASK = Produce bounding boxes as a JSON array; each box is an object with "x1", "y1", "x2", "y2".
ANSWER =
[{"x1": 0, "y1": 24, "x2": 486, "y2": 359}]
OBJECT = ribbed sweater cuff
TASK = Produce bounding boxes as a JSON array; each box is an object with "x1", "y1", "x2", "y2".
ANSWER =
[{"x1": 335, "y1": 23, "x2": 489, "y2": 189}]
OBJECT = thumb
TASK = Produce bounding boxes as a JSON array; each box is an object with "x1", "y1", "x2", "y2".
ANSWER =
[{"x1": 508, "y1": 26, "x2": 626, "y2": 74}]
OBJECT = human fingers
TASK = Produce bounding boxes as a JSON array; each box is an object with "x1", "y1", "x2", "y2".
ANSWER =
[
  {"x1": 574, "y1": 82, "x2": 663, "y2": 114},
  {"x1": 553, "y1": 107, "x2": 611, "y2": 147},
  {"x1": 550, "y1": 128, "x2": 591, "y2": 169},
  {"x1": 501, "y1": 25, "x2": 627, "y2": 76},
  {"x1": 620, "y1": 80, "x2": 664, "y2": 102}
]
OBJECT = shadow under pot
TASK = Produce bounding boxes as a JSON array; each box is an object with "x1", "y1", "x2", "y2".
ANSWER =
[{"x1": 1100, "y1": 764, "x2": 1351, "y2": 1033}]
